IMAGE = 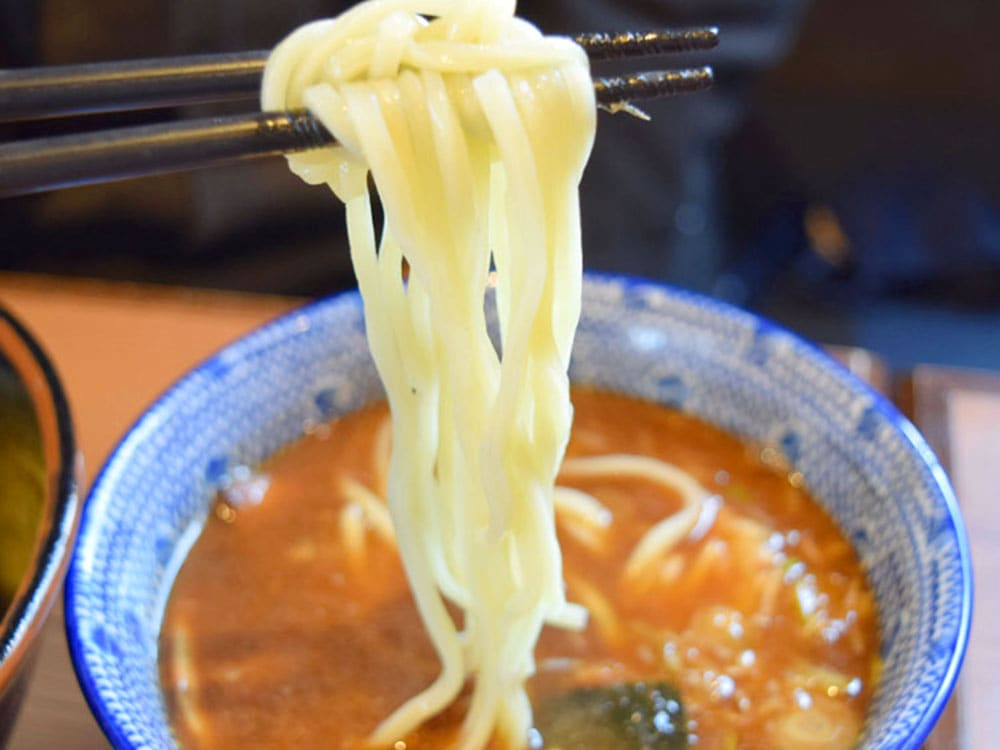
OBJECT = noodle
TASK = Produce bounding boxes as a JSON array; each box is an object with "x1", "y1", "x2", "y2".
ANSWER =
[
  {"x1": 262, "y1": 2, "x2": 595, "y2": 747},
  {"x1": 560, "y1": 454, "x2": 710, "y2": 584}
]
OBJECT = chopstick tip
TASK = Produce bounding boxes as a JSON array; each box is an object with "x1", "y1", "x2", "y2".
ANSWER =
[{"x1": 594, "y1": 65, "x2": 714, "y2": 109}]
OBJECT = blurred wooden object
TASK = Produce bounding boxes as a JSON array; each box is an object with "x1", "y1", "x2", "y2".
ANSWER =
[{"x1": 901, "y1": 367, "x2": 1000, "y2": 750}]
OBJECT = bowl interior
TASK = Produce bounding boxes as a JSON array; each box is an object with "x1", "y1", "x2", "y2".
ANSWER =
[
  {"x1": 67, "y1": 275, "x2": 971, "y2": 750},
  {"x1": 0, "y1": 309, "x2": 77, "y2": 704},
  {"x1": 0, "y1": 351, "x2": 45, "y2": 625}
]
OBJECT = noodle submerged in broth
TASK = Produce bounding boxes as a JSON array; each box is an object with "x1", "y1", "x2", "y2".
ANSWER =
[{"x1": 160, "y1": 388, "x2": 880, "y2": 750}]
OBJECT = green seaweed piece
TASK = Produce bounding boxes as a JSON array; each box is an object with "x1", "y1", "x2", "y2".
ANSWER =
[{"x1": 534, "y1": 681, "x2": 687, "y2": 750}]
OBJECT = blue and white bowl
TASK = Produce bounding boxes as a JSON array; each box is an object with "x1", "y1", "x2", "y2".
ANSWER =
[
  {"x1": 66, "y1": 274, "x2": 972, "y2": 749},
  {"x1": 0, "y1": 308, "x2": 78, "y2": 748}
]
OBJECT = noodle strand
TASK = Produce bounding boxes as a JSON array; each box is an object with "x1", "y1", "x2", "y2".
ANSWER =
[{"x1": 264, "y1": 3, "x2": 595, "y2": 747}]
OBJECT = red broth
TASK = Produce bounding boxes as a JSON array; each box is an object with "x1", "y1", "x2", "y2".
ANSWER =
[{"x1": 159, "y1": 387, "x2": 880, "y2": 750}]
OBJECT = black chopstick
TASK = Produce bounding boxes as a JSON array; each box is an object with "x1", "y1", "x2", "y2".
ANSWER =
[
  {"x1": 0, "y1": 111, "x2": 328, "y2": 199},
  {"x1": 0, "y1": 51, "x2": 267, "y2": 124},
  {"x1": 0, "y1": 28, "x2": 718, "y2": 123},
  {"x1": 0, "y1": 27, "x2": 717, "y2": 197},
  {"x1": 0, "y1": 68, "x2": 712, "y2": 198}
]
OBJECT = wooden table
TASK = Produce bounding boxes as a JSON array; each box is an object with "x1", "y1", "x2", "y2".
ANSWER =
[{"x1": 1, "y1": 272, "x2": 995, "y2": 749}]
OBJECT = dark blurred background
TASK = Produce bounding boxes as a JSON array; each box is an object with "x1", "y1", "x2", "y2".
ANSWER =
[{"x1": 1, "y1": 0, "x2": 999, "y2": 370}]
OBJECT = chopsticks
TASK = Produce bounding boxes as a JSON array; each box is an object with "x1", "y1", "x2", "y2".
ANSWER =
[
  {"x1": 0, "y1": 28, "x2": 717, "y2": 197},
  {"x1": 0, "y1": 29, "x2": 718, "y2": 122}
]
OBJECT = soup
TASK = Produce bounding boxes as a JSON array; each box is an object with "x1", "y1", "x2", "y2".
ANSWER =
[
  {"x1": 0, "y1": 365, "x2": 45, "y2": 621},
  {"x1": 159, "y1": 387, "x2": 879, "y2": 750}
]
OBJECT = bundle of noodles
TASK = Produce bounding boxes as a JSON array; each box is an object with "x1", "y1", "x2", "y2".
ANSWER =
[{"x1": 262, "y1": 1, "x2": 596, "y2": 747}]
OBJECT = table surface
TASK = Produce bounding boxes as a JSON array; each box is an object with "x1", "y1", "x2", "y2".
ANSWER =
[{"x1": 1, "y1": 271, "x2": 996, "y2": 749}]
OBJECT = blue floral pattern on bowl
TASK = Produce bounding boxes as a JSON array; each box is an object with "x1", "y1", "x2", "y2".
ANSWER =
[{"x1": 65, "y1": 274, "x2": 972, "y2": 749}]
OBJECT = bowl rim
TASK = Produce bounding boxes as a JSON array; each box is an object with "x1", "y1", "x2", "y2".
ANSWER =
[
  {"x1": 0, "y1": 306, "x2": 78, "y2": 692},
  {"x1": 64, "y1": 272, "x2": 973, "y2": 750},
  {"x1": 592, "y1": 273, "x2": 974, "y2": 749}
]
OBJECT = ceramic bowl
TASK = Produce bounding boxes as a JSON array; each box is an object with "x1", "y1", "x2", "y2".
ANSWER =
[
  {"x1": 0, "y1": 308, "x2": 78, "y2": 747},
  {"x1": 66, "y1": 274, "x2": 971, "y2": 749}
]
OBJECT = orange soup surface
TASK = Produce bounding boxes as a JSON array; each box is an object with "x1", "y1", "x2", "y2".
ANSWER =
[{"x1": 160, "y1": 387, "x2": 880, "y2": 750}]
